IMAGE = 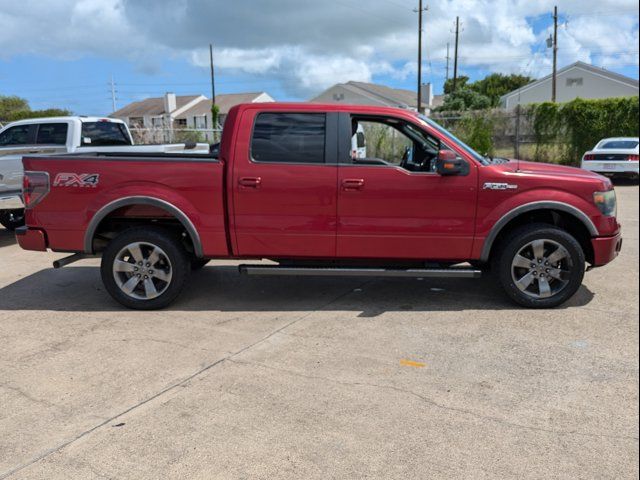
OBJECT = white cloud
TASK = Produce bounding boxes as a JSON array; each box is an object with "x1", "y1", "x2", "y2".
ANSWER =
[{"x1": 0, "y1": 0, "x2": 637, "y2": 96}]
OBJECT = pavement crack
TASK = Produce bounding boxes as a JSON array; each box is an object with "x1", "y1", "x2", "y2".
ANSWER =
[
  {"x1": 0, "y1": 283, "x2": 365, "y2": 480},
  {"x1": 228, "y1": 359, "x2": 639, "y2": 443}
]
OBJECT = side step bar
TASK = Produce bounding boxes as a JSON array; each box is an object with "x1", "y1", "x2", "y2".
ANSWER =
[{"x1": 239, "y1": 265, "x2": 481, "y2": 279}]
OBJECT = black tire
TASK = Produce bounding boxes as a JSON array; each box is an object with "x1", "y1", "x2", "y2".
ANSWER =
[
  {"x1": 191, "y1": 258, "x2": 209, "y2": 270},
  {"x1": 0, "y1": 210, "x2": 25, "y2": 231},
  {"x1": 493, "y1": 223, "x2": 585, "y2": 308},
  {"x1": 101, "y1": 227, "x2": 190, "y2": 310}
]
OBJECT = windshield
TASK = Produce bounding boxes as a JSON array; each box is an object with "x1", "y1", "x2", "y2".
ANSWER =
[
  {"x1": 81, "y1": 121, "x2": 132, "y2": 146},
  {"x1": 416, "y1": 113, "x2": 491, "y2": 165}
]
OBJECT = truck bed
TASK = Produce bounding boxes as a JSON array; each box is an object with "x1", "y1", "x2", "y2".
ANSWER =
[{"x1": 22, "y1": 153, "x2": 229, "y2": 256}]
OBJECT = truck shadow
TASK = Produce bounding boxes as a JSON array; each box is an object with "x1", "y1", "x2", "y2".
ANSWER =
[
  {"x1": 0, "y1": 229, "x2": 16, "y2": 248},
  {"x1": 0, "y1": 265, "x2": 595, "y2": 315}
]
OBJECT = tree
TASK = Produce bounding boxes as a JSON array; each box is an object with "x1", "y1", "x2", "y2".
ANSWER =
[
  {"x1": 0, "y1": 95, "x2": 71, "y2": 122},
  {"x1": 471, "y1": 73, "x2": 533, "y2": 107},
  {"x1": 443, "y1": 76, "x2": 469, "y2": 94},
  {"x1": 439, "y1": 73, "x2": 533, "y2": 111},
  {"x1": 437, "y1": 88, "x2": 492, "y2": 111},
  {"x1": 0, "y1": 95, "x2": 30, "y2": 120}
]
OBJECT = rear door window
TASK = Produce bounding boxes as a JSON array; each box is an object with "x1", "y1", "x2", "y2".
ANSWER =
[
  {"x1": 0, "y1": 125, "x2": 32, "y2": 146},
  {"x1": 35, "y1": 123, "x2": 68, "y2": 145},
  {"x1": 251, "y1": 113, "x2": 326, "y2": 164},
  {"x1": 81, "y1": 121, "x2": 132, "y2": 146}
]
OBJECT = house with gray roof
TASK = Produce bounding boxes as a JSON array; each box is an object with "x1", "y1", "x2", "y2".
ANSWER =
[
  {"x1": 111, "y1": 92, "x2": 275, "y2": 130},
  {"x1": 310, "y1": 81, "x2": 443, "y2": 113},
  {"x1": 110, "y1": 93, "x2": 205, "y2": 129},
  {"x1": 500, "y1": 61, "x2": 639, "y2": 110},
  {"x1": 175, "y1": 92, "x2": 275, "y2": 129}
]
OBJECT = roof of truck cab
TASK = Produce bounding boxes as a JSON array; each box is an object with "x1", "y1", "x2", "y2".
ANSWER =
[{"x1": 3, "y1": 116, "x2": 126, "y2": 127}]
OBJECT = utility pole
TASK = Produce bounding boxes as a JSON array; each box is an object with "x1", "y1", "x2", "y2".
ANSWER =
[
  {"x1": 209, "y1": 44, "x2": 216, "y2": 108},
  {"x1": 445, "y1": 42, "x2": 450, "y2": 80},
  {"x1": 552, "y1": 6, "x2": 558, "y2": 102},
  {"x1": 452, "y1": 16, "x2": 460, "y2": 93},
  {"x1": 414, "y1": 1, "x2": 428, "y2": 112},
  {"x1": 109, "y1": 75, "x2": 117, "y2": 113}
]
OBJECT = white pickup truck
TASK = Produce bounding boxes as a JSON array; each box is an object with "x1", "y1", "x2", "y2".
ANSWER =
[{"x1": 0, "y1": 116, "x2": 209, "y2": 230}]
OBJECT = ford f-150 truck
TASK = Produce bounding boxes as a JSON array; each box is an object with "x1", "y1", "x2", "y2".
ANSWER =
[
  {"x1": 17, "y1": 103, "x2": 622, "y2": 309},
  {"x1": 0, "y1": 116, "x2": 208, "y2": 230}
]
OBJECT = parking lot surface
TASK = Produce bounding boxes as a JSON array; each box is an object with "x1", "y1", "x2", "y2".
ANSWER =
[{"x1": 0, "y1": 185, "x2": 638, "y2": 479}]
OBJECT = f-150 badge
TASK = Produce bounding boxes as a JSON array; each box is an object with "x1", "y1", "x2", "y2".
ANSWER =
[
  {"x1": 483, "y1": 182, "x2": 518, "y2": 191},
  {"x1": 53, "y1": 173, "x2": 100, "y2": 188}
]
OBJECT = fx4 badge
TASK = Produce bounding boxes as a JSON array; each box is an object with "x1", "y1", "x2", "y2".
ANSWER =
[
  {"x1": 53, "y1": 173, "x2": 100, "y2": 188},
  {"x1": 483, "y1": 182, "x2": 518, "y2": 191}
]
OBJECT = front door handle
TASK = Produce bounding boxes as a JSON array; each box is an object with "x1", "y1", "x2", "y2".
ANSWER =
[
  {"x1": 342, "y1": 179, "x2": 365, "y2": 191},
  {"x1": 238, "y1": 177, "x2": 262, "y2": 188}
]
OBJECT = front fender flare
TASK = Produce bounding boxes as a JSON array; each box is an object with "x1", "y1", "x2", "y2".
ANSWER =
[{"x1": 479, "y1": 201, "x2": 598, "y2": 262}]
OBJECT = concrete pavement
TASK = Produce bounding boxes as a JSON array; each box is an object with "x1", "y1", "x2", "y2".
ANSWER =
[{"x1": 0, "y1": 185, "x2": 638, "y2": 479}]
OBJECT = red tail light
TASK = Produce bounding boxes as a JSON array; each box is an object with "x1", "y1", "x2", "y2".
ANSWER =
[
  {"x1": 23, "y1": 171, "x2": 50, "y2": 208},
  {"x1": 583, "y1": 154, "x2": 595, "y2": 161},
  {"x1": 628, "y1": 154, "x2": 639, "y2": 161}
]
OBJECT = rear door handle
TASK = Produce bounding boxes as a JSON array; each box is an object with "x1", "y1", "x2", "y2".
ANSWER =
[
  {"x1": 342, "y1": 179, "x2": 365, "y2": 191},
  {"x1": 238, "y1": 177, "x2": 262, "y2": 188}
]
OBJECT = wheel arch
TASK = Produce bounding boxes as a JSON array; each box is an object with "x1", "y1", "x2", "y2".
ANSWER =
[
  {"x1": 480, "y1": 201, "x2": 598, "y2": 264},
  {"x1": 84, "y1": 196, "x2": 203, "y2": 258}
]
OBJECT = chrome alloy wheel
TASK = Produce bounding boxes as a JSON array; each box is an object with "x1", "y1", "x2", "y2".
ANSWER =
[
  {"x1": 112, "y1": 242, "x2": 173, "y2": 300},
  {"x1": 511, "y1": 239, "x2": 572, "y2": 299}
]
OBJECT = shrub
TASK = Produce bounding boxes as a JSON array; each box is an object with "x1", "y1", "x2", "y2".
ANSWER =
[
  {"x1": 528, "y1": 96, "x2": 639, "y2": 165},
  {"x1": 451, "y1": 113, "x2": 495, "y2": 156}
]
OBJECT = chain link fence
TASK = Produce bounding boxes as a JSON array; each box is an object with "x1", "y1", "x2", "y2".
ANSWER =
[
  {"x1": 129, "y1": 128, "x2": 222, "y2": 145},
  {"x1": 431, "y1": 107, "x2": 563, "y2": 162}
]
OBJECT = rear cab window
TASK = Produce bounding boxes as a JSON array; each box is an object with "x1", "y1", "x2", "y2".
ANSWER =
[
  {"x1": 251, "y1": 113, "x2": 326, "y2": 164},
  {"x1": 81, "y1": 121, "x2": 132, "y2": 146}
]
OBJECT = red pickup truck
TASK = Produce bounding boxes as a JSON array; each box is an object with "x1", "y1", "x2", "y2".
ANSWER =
[{"x1": 17, "y1": 103, "x2": 622, "y2": 309}]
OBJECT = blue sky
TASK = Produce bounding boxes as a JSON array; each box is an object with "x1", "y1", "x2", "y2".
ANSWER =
[{"x1": 1, "y1": 0, "x2": 638, "y2": 116}]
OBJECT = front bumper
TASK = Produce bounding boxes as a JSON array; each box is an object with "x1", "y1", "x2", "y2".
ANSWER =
[
  {"x1": 0, "y1": 193, "x2": 24, "y2": 210},
  {"x1": 15, "y1": 226, "x2": 47, "y2": 252},
  {"x1": 591, "y1": 231, "x2": 623, "y2": 267}
]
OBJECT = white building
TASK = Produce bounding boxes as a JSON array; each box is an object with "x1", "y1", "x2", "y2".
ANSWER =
[
  {"x1": 111, "y1": 92, "x2": 275, "y2": 129},
  {"x1": 500, "y1": 62, "x2": 639, "y2": 110}
]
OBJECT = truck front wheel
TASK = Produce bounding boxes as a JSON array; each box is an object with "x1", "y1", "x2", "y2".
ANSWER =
[
  {"x1": 494, "y1": 224, "x2": 585, "y2": 308},
  {"x1": 101, "y1": 227, "x2": 190, "y2": 310}
]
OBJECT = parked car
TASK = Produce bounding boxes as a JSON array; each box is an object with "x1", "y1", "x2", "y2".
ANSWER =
[
  {"x1": 17, "y1": 103, "x2": 622, "y2": 310},
  {"x1": 0, "y1": 116, "x2": 209, "y2": 230},
  {"x1": 581, "y1": 137, "x2": 639, "y2": 179}
]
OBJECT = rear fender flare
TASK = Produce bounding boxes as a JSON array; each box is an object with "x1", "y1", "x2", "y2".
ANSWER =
[{"x1": 84, "y1": 196, "x2": 203, "y2": 258}]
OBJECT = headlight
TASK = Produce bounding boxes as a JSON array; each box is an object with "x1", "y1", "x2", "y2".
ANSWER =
[{"x1": 593, "y1": 190, "x2": 617, "y2": 217}]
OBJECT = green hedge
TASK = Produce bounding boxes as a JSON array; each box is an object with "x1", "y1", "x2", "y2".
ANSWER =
[{"x1": 528, "y1": 96, "x2": 639, "y2": 165}]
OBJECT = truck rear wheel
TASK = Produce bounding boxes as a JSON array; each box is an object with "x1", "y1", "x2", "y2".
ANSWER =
[
  {"x1": 494, "y1": 224, "x2": 585, "y2": 308},
  {"x1": 101, "y1": 227, "x2": 190, "y2": 310}
]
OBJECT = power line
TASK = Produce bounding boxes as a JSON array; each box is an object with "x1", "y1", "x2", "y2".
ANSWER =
[
  {"x1": 552, "y1": 5, "x2": 558, "y2": 102},
  {"x1": 414, "y1": 0, "x2": 428, "y2": 112},
  {"x1": 109, "y1": 75, "x2": 117, "y2": 113},
  {"x1": 452, "y1": 16, "x2": 462, "y2": 92}
]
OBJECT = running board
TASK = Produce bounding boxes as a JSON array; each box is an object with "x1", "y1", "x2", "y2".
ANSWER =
[{"x1": 239, "y1": 265, "x2": 482, "y2": 279}]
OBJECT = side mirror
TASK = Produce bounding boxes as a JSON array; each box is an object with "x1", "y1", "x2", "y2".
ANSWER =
[{"x1": 435, "y1": 150, "x2": 468, "y2": 176}]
